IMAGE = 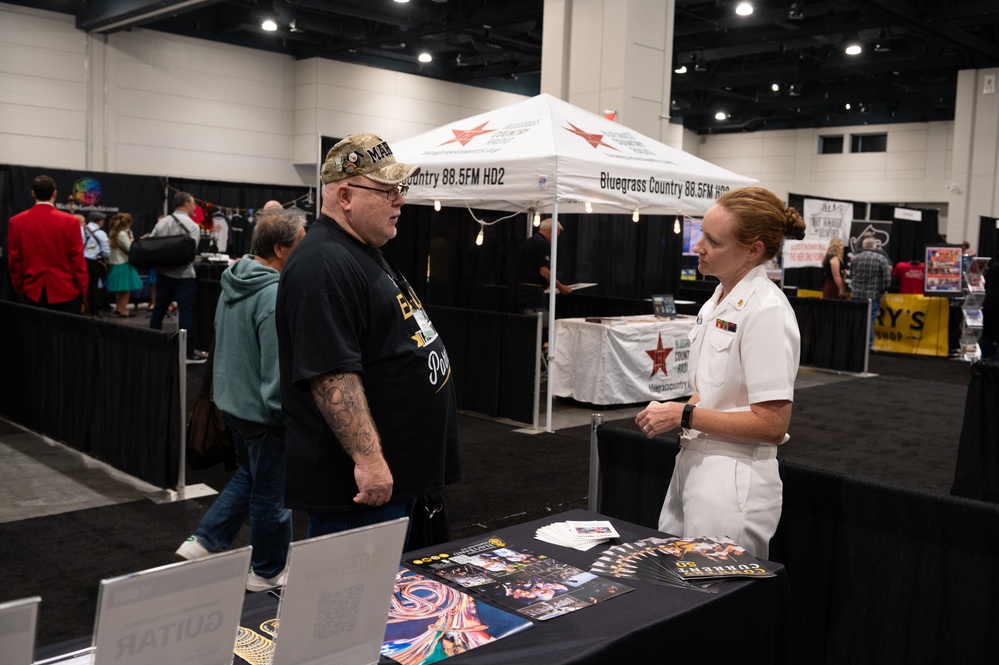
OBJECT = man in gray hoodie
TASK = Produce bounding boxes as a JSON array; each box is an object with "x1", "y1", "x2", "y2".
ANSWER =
[{"x1": 175, "y1": 208, "x2": 305, "y2": 593}]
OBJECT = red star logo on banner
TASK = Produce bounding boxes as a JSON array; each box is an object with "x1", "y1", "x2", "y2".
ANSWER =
[
  {"x1": 564, "y1": 123, "x2": 619, "y2": 150},
  {"x1": 439, "y1": 122, "x2": 495, "y2": 147},
  {"x1": 645, "y1": 333, "x2": 674, "y2": 378}
]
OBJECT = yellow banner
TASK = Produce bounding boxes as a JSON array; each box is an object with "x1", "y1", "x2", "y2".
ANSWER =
[{"x1": 873, "y1": 294, "x2": 950, "y2": 356}]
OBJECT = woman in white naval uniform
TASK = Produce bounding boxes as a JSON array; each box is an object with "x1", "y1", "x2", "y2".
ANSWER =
[{"x1": 636, "y1": 187, "x2": 806, "y2": 558}]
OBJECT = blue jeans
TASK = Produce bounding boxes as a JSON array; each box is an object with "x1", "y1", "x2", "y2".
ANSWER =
[
  {"x1": 194, "y1": 413, "x2": 292, "y2": 579},
  {"x1": 149, "y1": 274, "x2": 196, "y2": 356},
  {"x1": 307, "y1": 498, "x2": 416, "y2": 541},
  {"x1": 853, "y1": 296, "x2": 880, "y2": 348}
]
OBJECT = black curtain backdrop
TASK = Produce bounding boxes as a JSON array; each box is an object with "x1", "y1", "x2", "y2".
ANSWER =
[
  {"x1": 394, "y1": 204, "x2": 686, "y2": 312},
  {"x1": 868, "y1": 203, "x2": 941, "y2": 263},
  {"x1": 425, "y1": 305, "x2": 538, "y2": 424},
  {"x1": 594, "y1": 422, "x2": 999, "y2": 665},
  {"x1": 979, "y1": 215, "x2": 998, "y2": 259},
  {"x1": 951, "y1": 360, "x2": 999, "y2": 502},
  {"x1": 789, "y1": 296, "x2": 869, "y2": 372},
  {"x1": 6, "y1": 165, "x2": 165, "y2": 235},
  {"x1": 0, "y1": 302, "x2": 183, "y2": 488}
]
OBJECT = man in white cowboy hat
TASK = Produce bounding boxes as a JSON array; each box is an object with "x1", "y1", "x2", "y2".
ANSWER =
[{"x1": 276, "y1": 133, "x2": 460, "y2": 544}]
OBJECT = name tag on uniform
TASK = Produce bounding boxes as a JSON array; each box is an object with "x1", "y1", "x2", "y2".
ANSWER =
[{"x1": 715, "y1": 319, "x2": 737, "y2": 333}]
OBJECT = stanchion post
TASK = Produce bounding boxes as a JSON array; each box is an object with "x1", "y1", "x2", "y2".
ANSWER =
[
  {"x1": 587, "y1": 413, "x2": 604, "y2": 512},
  {"x1": 177, "y1": 328, "x2": 188, "y2": 493},
  {"x1": 863, "y1": 299, "x2": 871, "y2": 374},
  {"x1": 533, "y1": 312, "x2": 543, "y2": 430}
]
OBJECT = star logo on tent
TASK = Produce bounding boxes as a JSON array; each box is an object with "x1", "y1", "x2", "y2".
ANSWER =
[
  {"x1": 564, "y1": 123, "x2": 618, "y2": 150},
  {"x1": 439, "y1": 122, "x2": 495, "y2": 147},
  {"x1": 645, "y1": 334, "x2": 674, "y2": 378}
]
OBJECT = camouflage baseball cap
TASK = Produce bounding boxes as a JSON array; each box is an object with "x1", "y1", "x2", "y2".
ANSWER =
[{"x1": 320, "y1": 133, "x2": 420, "y2": 185}]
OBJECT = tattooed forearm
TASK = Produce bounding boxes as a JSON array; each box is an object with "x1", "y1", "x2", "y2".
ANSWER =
[{"x1": 309, "y1": 372, "x2": 381, "y2": 459}]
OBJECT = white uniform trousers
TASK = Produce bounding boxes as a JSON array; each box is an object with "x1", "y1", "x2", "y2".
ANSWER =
[{"x1": 658, "y1": 438, "x2": 782, "y2": 559}]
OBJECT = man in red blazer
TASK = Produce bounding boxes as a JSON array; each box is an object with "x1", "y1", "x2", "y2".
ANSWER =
[{"x1": 7, "y1": 175, "x2": 88, "y2": 313}]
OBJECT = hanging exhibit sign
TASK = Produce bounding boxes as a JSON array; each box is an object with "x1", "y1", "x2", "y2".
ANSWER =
[
  {"x1": 848, "y1": 220, "x2": 893, "y2": 255},
  {"x1": 392, "y1": 93, "x2": 757, "y2": 217},
  {"x1": 873, "y1": 294, "x2": 950, "y2": 357},
  {"x1": 783, "y1": 198, "x2": 853, "y2": 269}
]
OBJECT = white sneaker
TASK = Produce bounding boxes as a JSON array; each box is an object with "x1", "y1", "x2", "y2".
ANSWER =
[
  {"x1": 175, "y1": 536, "x2": 211, "y2": 560},
  {"x1": 246, "y1": 569, "x2": 288, "y2": 593}
]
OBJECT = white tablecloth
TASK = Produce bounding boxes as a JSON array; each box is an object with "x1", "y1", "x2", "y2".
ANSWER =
[{"x1": 552, "y1": 315, "x2": 695, "y2": 405}]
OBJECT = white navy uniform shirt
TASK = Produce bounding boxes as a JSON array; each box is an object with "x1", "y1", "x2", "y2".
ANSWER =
[{"x1": 686, "y1": 264, "x2": 800, "y2": 446}]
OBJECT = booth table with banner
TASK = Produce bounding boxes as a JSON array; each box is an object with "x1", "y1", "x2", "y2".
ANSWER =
[{"x1": 552, "y1": 315, "x2": 695, "y2": 405}]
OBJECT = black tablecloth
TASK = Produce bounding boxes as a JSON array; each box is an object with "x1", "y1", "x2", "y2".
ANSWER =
[
  {"x1": 240, "y1": 509, "x2": 794, "y2": 664},
  {"x1": 39, "y1": 509, "x2": 795, "y2": 664}
]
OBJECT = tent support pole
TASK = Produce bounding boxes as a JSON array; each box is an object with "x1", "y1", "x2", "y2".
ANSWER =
[{"x1": 546, "y1": 199, "x2": 559, "y2": 433}]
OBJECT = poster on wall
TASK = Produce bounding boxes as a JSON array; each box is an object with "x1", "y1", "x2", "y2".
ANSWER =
[
  {"x1": 9, "y1": 166, "x2": 166, "y2": 235},
  {"x1": 923, "y1": 246, "x2": 963, "y2": 295},
  {"x1": 783, "y1": 198, "x2": 853, "y2": 269}
]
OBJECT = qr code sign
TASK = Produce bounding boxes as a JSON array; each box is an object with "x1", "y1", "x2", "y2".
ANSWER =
[{"x1": 313, "y1": 584, "x2": 364, "y2": 638}]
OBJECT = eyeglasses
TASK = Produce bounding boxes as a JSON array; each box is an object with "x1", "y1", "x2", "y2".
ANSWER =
[{"x1": 346, "y1": 182, "x2": 409, "y2": 202}]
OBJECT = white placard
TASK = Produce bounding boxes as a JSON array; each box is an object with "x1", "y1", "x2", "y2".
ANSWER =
[
  {"x1": 271, "y1": 518, "x2": 409, "y2": 665},
  {"x1": 0, "y1": 596, "x2": 40, "y2": 665},
  {"x1": 93, "y1": 547, "x2": 252, "y2": 665},
  {"x1": 894, "y1": 207, "x2": 923, "y2": 221}
]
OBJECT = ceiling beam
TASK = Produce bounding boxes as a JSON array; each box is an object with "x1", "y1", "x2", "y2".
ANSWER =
[{"x1": 79, "y1": 0, "x2": 224, "y2": 33}]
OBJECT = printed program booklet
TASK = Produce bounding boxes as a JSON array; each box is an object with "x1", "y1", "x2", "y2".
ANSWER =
[
  {"x1": 408, "y1": 537, "x2": 632, "y2": 621},
  {"x1": 590, "y1": 536, "x2": 775, "y2": 592}
]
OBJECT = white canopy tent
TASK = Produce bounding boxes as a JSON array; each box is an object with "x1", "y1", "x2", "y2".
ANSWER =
[{"x1": 392, "y1": 93, "x2": 757, "y2": 430}]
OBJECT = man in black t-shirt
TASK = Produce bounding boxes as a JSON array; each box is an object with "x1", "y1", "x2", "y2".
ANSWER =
[
  {"x1": 275, "y1": 133, "x2": 460, "y2": 541},
  {"x1": 517, "y1": 217, "x2": 572, "y2": 314}
]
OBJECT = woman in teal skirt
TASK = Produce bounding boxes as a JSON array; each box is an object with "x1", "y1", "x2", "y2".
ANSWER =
[{"x1": 106, "y1": 212, "x2": 143, "y2": 317}]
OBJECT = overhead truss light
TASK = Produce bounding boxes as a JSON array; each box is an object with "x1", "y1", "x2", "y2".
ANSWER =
[
  {"x1": 844, "y1": 33, "x2": 862, "y2": 55},
  {"x1": 736, "y1": 2, "x2": 753, "y2": 16},
  {"x1": 261, "y1": 18, "x2": 277, "y2": 31},
  {"x1": 418, "y1": 52, "x2": 432, "y2": 63}
]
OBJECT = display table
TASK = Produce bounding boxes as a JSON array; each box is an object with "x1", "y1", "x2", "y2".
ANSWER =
[
  {"x1": 552, "y1": 315, "x2": 695, "y2": 405},
  {"x1": 36, "y1": 509, "x2": 792, "y2": 664}
]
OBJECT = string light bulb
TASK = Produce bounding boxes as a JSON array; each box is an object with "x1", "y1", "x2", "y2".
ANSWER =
[
  {"x1": 433, "y1": 200, "x2": 441, "y2": 211},
  {"x1": 533, "y1": 211, "x2": 541, "y2": 227},
  {"x1": 475, "y1": 225, "x2": 484, "y2": 246},
  {"x1": 674, "y1": 214, "x2": 682, "y2": 234},
  {"x1": 632, "y1": 208, "x2": 640, "y2": 223},
  {"x1": 585, "y1": 201, "x2": 593, "y2": 213}
]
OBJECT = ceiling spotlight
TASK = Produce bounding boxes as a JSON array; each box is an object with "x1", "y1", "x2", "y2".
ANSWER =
[
  {"x1": 788, "y1": 83, "x2": 802, "y2": 97},
  {"x1": 845, "y1": 103, "x2": 851, "y2": 110},
  {"x1": 675, "y1": 65, "x2": 687, "y2": 74},
  {"x1": 844, "y1": 34, "x2": 862, "y2": 55},
  {"x1": 771, "y1": 83, "x2": 780, "y2": 92},
  {"x1": 714, "y1": 111, "x2": 729, "y2": 120},
  {"x1": 418, "y1": 52, "x2": 432, "y2": 63},
  {"x1": 261, "y1": 18, "x2": 277, "y2": 31},
  {"x1": 736, "y1": 2, "x2": 753, "y2": 16},
  {"x1": 788, "y1": 1, "x2": 804, "y2": 19},
  {"x1": 394, "y1": 0, "x2": 410, "y2": 3}
]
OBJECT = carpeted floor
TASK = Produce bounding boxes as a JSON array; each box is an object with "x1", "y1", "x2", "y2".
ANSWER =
[{"x1": 0, "y1": 351, "x2": 981, "y2": 649}]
